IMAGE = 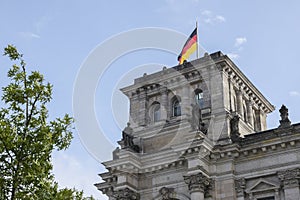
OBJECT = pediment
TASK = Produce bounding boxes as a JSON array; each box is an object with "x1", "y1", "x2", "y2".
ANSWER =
[{"x1": 246, "y1": 179, "x2": 279, "y2": 193}]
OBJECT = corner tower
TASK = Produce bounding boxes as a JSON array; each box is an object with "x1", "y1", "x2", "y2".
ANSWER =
[
  {"x1": 121, "y1": 51, "x2": 274, "y2": 146},
  {"x1": 95, "y1": 52, "x2": 300, "y2": 200}
]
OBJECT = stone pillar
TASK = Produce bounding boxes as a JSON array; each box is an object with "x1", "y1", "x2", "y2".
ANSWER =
[
  {"x1": 236, "y1": 89, "x2": 243, "y2": 116},
  {"x1": 181, "y1": 84, "x2": 190, "y2": 116},
  {"x1": 227, "y1": 76, "x2": 233, "y2": 112},
  {"x1": 278, "y1": 168, "x2": 300, "y2": 200},
  {"x1": 184, "y1": 173, "x2": 211, "y2": 200},
  {"x1": 254, "y1": 110, "x2": 262, "y2": 131},
  {"x1": 191, "y1": 191, "x2": 204, "y2": 200},
  {"x1": 246, "y1": 100, "x2": 254, "y2": 126},
  {"x1": 138, "y1": 87, "x2": 147, "y2": 126},
  {"x1": 160, "y1": 87, "x2": 168, "y2": 120}
]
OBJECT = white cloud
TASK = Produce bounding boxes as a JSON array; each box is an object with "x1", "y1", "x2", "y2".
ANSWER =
[
  {"x1": 235, "y1": 37, "x2": 247, "y2": 47},
  {"x1": 215, "y1": 15, "x2": 226, "y2": 23},
  {"x1": 289, "y1": 91, "x2": 300, "y2": 97},
  {"x1": 227, "y1": 53, "x2": 240, "y2": 60},
  {"x1": 201, "y1": 10, "x2": 212, "y2": 16},
  {"x1": 204, "y1": 18, "x2": 212, "y2": 24},
  {"x1": 201, "y1": 10, "x2": 226, "y2": 25},
  {"x1": 19, "y1": 32, "x2": 40, "y2": 39}
]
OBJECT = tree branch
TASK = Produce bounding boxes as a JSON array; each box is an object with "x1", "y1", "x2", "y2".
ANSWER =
[
  {"x1": 0, "y1": 134, "x2": 15, "y2": 168},
  {"x1": 21, "y1": 64, "x2": 28, "y2": 133},
  {"x1": 25, "y1": 91, "x2": 42, "y2": 128}
]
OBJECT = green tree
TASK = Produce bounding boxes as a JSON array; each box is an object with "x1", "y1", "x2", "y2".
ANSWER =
[{"x1": 0, "y1": 45, "x2": 93, "y2": 200}]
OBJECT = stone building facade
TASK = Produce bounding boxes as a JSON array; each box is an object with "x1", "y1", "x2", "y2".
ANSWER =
[{"x1": 95, "y1": 52, "x2": 300, "y2": 200}]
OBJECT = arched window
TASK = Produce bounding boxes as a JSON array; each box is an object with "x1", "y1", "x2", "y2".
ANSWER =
[
  {"x1": 172, "y1": 99, "x2": 181, "y2": 117},
  {"x1": 195, "y1": 89, "x2": 204, "y2": 109},
  {"x1": 153, "y1": 104, "x2": 161, "y2": 122},
  {"x1": 149, "y1": 102, "x2": 161, "y2": 123}
]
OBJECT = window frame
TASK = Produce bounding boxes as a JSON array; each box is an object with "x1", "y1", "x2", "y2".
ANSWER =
[
  {"x1": 194, "y1": 89, "x2": 204, "y2": 109},
  {"x1": 172, "y1": 98, "x2": 181, "y2": 117}
]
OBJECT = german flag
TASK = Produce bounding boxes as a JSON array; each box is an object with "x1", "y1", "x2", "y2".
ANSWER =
[{"x1": 178, "y1": 28, "x2": 197, "y2": 64}]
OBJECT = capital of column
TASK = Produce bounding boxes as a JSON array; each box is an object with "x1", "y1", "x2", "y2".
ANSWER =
[
  {"x1": 235, "y1": 88, "x2": 242, "y2": 94},
  {"x1": 159, "y1": 187, "x2": 176, "y2": 200},
  {"x1": 113, "y1": 188, "x2": 140, "y2": 200},
  {"x1": 278, "y1": 168, "x2": 300, "y2": 188},
  {"x1": 184, "y1": 173, "x2": 211, "y2": 193}
]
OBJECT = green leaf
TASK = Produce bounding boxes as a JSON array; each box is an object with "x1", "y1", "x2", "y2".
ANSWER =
[{"x1": 0, "y1": 45, "x2": 91, "y2": 200}]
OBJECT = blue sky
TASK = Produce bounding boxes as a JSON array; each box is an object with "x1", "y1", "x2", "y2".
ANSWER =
[{"x1": 1, "y1": 1, "x2": 300, "y2": 199}]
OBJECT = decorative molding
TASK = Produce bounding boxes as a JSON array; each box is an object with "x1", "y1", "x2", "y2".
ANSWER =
[
  {"x1": 278, "y1": 168, "x2": 300, "y2": 188},
  {"x1": 235, "y1": 178, "x2": 246, "y2": 197},
  {"x1": 184, "y1": 173, "x2": 211, "y2": 193},
  {"x1": 159, "y1": 187, "x2": 176, "y2": 200},
  {"x1": 113, "y1": 188, "x2": 140, "y2": 200}
]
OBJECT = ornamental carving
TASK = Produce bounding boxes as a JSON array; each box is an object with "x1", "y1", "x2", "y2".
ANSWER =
[
  {"x1": 122, "y1": 123, "x2": 140, "y2": 153},
  {"x1": 113, "y1": 188, "x2": 140, "y2": 200},
  {"x1": 184, "y1": 173, "x2": 211, "y2": 193},
  {"x1": 230, "y1": 115, "x2": 241, "y2": 142},
  {"x1": 159, "y1": 187, "x2": 176, "y2": 200},
  {"x1": 235, "y1": 178, "x2": 246, "y2": 197},
  {"x1": 279, "y1": 105, "x2": 291, "y2": 128},
  {"x1": 278, "y1": 168, "x2": 300, "y2": 187},
  {"x1": 190, "y1": 103, "x2": 207, "y2": 134}
]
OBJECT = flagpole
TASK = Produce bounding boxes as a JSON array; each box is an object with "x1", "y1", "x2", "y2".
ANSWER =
[{"x1": 196, "y1": 21, "x2": 199, "y2": 59}]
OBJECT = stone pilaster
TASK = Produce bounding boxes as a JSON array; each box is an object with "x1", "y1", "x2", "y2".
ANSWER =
[
  {"x1": 254, "y1": 110, "x2": 262, "y2": 131},
  {"x1": 113, "y1": 188, "x2": 140, "y2": 200},
  {"x1": 138, "y1": 87, "x2": 148, "y2": 126},
  {"x1": 278, "y1": 168, "x2": 300, "y2": 200},
  {"x1": 181, "y1": 84, "x2": 190, "y2": 116},
  {"x1": 160, "y1": 86, "x2": 168, "y2": 120},
  {"x1": 236, "y1": 89, "x2": 243, "y2": 117},
  {"x1": 246, "y1": 100, "x2": 254, "y2": 126},
  {"x1": 184, "y1": 173, "x2": 211, "y2": 200}
]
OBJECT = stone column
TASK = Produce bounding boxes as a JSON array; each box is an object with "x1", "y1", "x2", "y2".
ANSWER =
[
  {"x1": 227, "y1": 76, "x2": 233, "y2": 111},
  {"x1": 160, "y1": 86, "x2": 168, "y2": 120},
  {"x1": 138, "y1": 87, "x2": 148, "y2": 126},
  {"x1": 184, "y1": 173, "x2": 210, "y2": 200},
  {"x1": 181, "y1": 84, "x2": 190, "y2": 116},
  {"x1": 246, "y1": 100, "x2": 254, "y2": 126},
  {"x1": 254, "y1": 110, "x2": 262, "y2": 131},
  {"x1": 278, "y1": 168, "x2": 300, "y2": 200},
  {"x1": 236, "y1": 89, "x2": 243, "y2": 116}
]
